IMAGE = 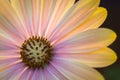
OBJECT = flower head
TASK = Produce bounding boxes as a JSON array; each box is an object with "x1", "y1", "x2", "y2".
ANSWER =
[{"x1": 0, "y1": 0, "x2": 117, "y2": 80}]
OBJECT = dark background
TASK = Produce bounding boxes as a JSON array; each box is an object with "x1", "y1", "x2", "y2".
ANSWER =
[
  {"x1": 75, "y1": 0, "x2": 120, "y2": 80},
  {"x1": 100, "y1": 0, "x2": 120, "y2": 80}
]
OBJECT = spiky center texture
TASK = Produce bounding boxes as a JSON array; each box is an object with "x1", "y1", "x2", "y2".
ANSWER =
[{"x1": 20, "y1": 36, "x2": 53, "y2": 69}]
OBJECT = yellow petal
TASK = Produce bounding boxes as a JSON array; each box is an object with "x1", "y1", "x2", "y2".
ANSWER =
[
  {"x1": 0, "y1": 0, "x2": 25, "y2": 40},
  {"x1": 55, "y1": 28, "x2": 117, "y2": 50},
  {"x1": 49, "y1": 0, "x2": 100, "y2": 41},
  {"x1": 78, "y1": 47, "x2": 117, "y2": 67},
  {"x1": 57, "y1": 7, "x2": 107, "y2": 42},
  {"x1": 85, "y1": 7, "x2": 107, "y2": 30},
  {"x1": 11, "y1": 0, "x2": 33, "y2": 37},
  {"x1": 69, "y1": 7, "x2": 107, "y2": 37},
  {"x1": 45, "y1": 0, "x2": 75, "y2": 38},
  {"x1": 52, "y1": 59, "x2": 104, "y2": 80},
  {"x1": 56, "y1": 47, "x2": 117, "y2": 68},
  {"x1": 41, "y1": 0, "x2": 75, "y2": 36}
]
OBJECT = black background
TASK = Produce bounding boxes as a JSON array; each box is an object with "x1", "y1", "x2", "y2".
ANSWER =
[
  {"x1": 100, "y1": 0, "x2": 120, "y2": 80},
  {"x1": 75, "y1": 0, "x2": 120, "y2": 80}
]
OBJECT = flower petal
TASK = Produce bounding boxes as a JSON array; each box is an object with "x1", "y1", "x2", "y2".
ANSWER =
[
  {"x1": 57, "y1": 7, "x2": 107, "y2": 42},
  {"x1": 0, "y1": 62, "x2": 24, "y2": 80},
  {"x1": 83, "y1": 7, "x2": 107, "y2": 30},
  {"x1": 46, "y1": 64, "x2": 68, "y2": 80},
  {"x1": 44, "y1": 0, "x2": 75, "y2": 38},
  {"x1": 44, "y1": 68, "x2": 59, "y2": 80},
  {"x1": 31, "y1": 70, "x2": 40, "y2": 80},
  {"x1": 0, "y1": 50, "x2": 20, "y2": 58},
  {"x1": 54, "y1": 28, "x2": 116, "y2": 53},
  {"x1": 0, "y1": 20, "x2": 23, "y2": 43},
  {"x1": 33, "y1": 0, "x2": 50, "y2": 36},
  {"x1": 48, "y1": 0, "x2": 100, "y2": 42},
  {"x1": 0, "y1": 34, "x2": 21, "y2": 50},
  {"x1": 31, "y1": 65, "x2": 68, "y2": 80},
  {"x1": 0, "y1": 0, "x2": 26, "y2": 40},
  {"x1": 31, "y1": 0, "x2": 43, "y2": 36},
  {"x1": 31, "y1": 69, "x2": 46, "y2": 80},
  {"x1": 19, "y1": 68, "x2": 32, "y2": 80},
  {"x1": 6, "y1": 64, "x2": 26, "y2": 80},
  {"x1": 0, "y1": 58, "x2": 20, "y2": 70},
  {"x1": 51, "y1": 59, "x2": 104, "y2": 80},
  {"x1": 55, "y1": 47, "x2": 117, "y2": 68},
  {"x1": 11, "y1": 0, "x2": 36, "y2": 37}
]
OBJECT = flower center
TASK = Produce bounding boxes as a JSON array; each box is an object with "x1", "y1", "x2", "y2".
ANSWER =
[{"x1": 20, "y1": 36, "x2": 53, "y2": 69}]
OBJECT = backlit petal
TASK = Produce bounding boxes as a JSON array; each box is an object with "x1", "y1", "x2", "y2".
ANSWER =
[
  {"x1": 0, "y1": 34, "x2": 21, "y2": 50},
  {"x1": 11, "y1": 0, "x2": 33, "y2": 37},
  {"x1": 19, "y1": 68, "x2": 32, "y2": 80},
  {"x1": 49, "y1": 0, "x2": 100, "y2": 42},
  {"x1": 57, "y1": 7, "x2": 107, "y2": 42},
  {"x1": 55, "y1": 47, "x2": 117, "y2": 67},
  {"x1": 0, "y1": 63, "x2": 24, "y2": 80},
  {"x1": 33, "y1": 0, "x2": 51, "y2": 36},
  {"x1": 54, "y1": 28, "x2": 116, "y2": 53},
  {"x1": 46, "y1": 64, "x2": 68, "y2": 80},
  {"x1": 0, "y1": 0, "x2": 26, "y2": 40},
  {"x1": 6, "y1": 65, "x2": 26, "y2": 80},
  {"x1": 51, "y1": 59, "x2": 104, "y2": 80},
  {"x1": 31, "y1": 70, "x2": 40, "y2": 80},
  {"x1": 44, "y1": 0, "x2": 75, "y2": 38},
  {"x1": 0, "y1": 58, "x2": 20, "y2": 70},
  {"x1": 0, "y1": 50, "x2": 20, "y2": 58}
]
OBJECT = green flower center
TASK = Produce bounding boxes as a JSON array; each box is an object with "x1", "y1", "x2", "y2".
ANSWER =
[{"x1": 20, "y1": 36, "x2": 53, "y2": 69}]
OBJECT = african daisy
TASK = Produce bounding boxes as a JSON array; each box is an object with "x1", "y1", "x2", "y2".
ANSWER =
[{"x1": 0, "y1": 0, "x2": 117, "y2": 80}]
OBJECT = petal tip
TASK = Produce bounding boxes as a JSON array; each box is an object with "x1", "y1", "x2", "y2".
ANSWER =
[
  {"x1": 101, "y1": 28, "x2": 117, "y2": 45},
  {"x1": 109, "y1": 49, "x2": 118, "y2": 66}
]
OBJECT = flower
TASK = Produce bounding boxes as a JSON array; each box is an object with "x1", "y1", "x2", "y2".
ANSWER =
[{"x1": 0, "y1": 0, "x2": 117, "y2": 80}]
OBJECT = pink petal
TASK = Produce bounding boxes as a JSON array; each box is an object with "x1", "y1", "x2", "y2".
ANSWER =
[
  {"x1": 0, "y1": 0, "x2": 27, "y2": 40},
  {"x1": 31, "y1": 65, "x2": 67, "y2": 80},
  {"x1": 51, "y1": 59, "x2": 104, "y2": 80},
  {"x1": 46, "y1": 64, "x2": 68, "y2": 80},
  {"x1": 48, "y1": 0, "x2": 100, "y2": 42},
  {"x1": 31, "y1": 0, "x2": 43, "y2": 36},
  {"x1": 0, "y1": 62, "x2": 24, "y2": 80},
  {"x1": 0, "y1": 32, "x2": 22, "y2": 50},
  {"x1": 11, "y1": 0, "x2": 34, "y2": 37},
  {"x1": 40, "y1": 0, "x2": 65, "y2": 37},
  {"x1": 54, "y1": 7, "x2": 107, "y2": 43},
  {"x1": 0, "y1": 50, "x2": 20, "y2": 57},
  {"x1": 19, "y1": 68, "x2": 32, "y2": 80},
  {"x1": 31, "y1": 70, "x2": 40, "y2": 80},
  {"x1": 44, "y1": 0, "x2": 75, "y2": 39},
  {"x1": 55, "y1": 47, "x2": 117, "y2": 68},
  {"x1": 7, "y1": 64, "x2": 26, "y2": 80},
  {"x1": 54, "y1": 28, "x2": 116, "y2": 53},
  {"x1": 31, "y1": 69, "x2": 46, "y2": 80},
  {"x1": 0, "y1": 58, "x2": 20, "y2": 69}
]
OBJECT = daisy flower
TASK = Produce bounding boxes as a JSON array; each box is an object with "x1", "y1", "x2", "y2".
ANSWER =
[{"x1": 0, "y1": 0, "x2": 117, "y2": 80}]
